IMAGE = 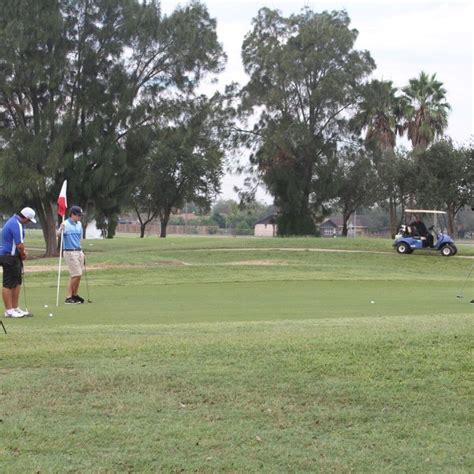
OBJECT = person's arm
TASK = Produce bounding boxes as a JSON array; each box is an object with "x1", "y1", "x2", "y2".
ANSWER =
[
  {"x1": 16, "y1": 242, "x2": 27, "y2": 260},
  {"x1": 57, "y1": 221, "x2": 66, "y2": 237},
  {"x1": 11, "y1": 223, "x2": 27, "y2": 259}
]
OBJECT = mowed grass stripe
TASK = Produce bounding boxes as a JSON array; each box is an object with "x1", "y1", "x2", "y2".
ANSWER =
[
  {"x1": 22, "y1": 247, "x2": 474, "y2": 290},
  {"x1": 1, "y1": 315, "x2": 472, "y2": 472},
  {"x1": 3, "y1": 279, "x2": 473, "y2": 327}
]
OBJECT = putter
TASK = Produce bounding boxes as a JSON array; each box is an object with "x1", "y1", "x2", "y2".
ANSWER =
[
  {"x1": 1, "y1": 320, "x2": 6, "y2": 334},
  {"x1": 21, "y1": 263, "x2": 34, "y2": 316},
  {"x1": 456, "y1": 263, "x2": 474, "y2": 299},
  {"x1": 83, "y1": 258, "x2": 93, "y2": 303}
]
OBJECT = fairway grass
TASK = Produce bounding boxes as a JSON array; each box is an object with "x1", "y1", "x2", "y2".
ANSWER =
[{"x1": 1, "y1": 236, "x2": 473, "y2": 472}]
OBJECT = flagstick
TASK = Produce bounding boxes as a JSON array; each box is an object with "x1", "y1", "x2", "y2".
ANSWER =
[{"x1": 56, "y1": 217, "x2": 65, "y2": 307}]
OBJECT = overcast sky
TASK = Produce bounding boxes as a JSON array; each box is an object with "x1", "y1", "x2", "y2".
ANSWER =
[{"x1": 160, "y1": 0, "x2": 473, "y2": 203}]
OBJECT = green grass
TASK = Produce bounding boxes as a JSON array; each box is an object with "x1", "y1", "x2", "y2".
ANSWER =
[{"x1": 1, "y1": 235, "x2": 473, "y2": 472}]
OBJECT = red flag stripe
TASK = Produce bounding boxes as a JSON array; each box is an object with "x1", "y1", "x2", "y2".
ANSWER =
[{"x1": 57, "y1": 181, "x2": 68, "y2": 217}]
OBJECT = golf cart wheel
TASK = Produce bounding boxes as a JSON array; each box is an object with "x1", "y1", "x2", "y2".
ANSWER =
[
  {"x1": 440, "y1": 245, "x2": 455, "y2": 257},
  {"x1": 396, "y1": 242, "x2": 411, "y2": 254},
  {"x1": 452, "y1": 245, "x2": 458, "y2": 255}
]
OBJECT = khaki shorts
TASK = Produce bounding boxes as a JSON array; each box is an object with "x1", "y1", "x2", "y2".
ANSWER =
[{"x1": 64, "y1": 250, "x2": 85, "y2": 277}]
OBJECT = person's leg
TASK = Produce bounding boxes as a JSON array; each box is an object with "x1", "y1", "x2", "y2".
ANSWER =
[
  {"x1": 71, "y1": 276, "x2": 81, "y2": 296},
  {"x1": 11, "y1": 285, "x2": 21, "y2": 308},
  {"x1": 71, "y1": 251, "x2": 84, "y2": 298},
  {"x1": 64, "y1": 252, "x2": 76, "y2": 299},
  {"x1": 2, "y1": 258, "x2": 24, "y2": 316},
  {"x1": 2, "y1": 287, "x2": 13, "y2": 310},
  {"x1": 67, "y1": 276, "x2": 73, "y2": 298},
  {"x1": 2, "y1": 257, "x2": 21, "y2": 310},
  {"x1": 64, "y1": 252, "x2": 84, "y2": 302}
]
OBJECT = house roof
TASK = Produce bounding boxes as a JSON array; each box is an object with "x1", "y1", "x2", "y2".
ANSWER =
[
  {"x1": 321, "y1": 215, "x2": 370, "y2": 228},
  {"x1": 320, "y1": 219, "x2": 338, "y2": 228},
  {"x1": 254, "y1": 214, "x2": 277, "y2": 225}
]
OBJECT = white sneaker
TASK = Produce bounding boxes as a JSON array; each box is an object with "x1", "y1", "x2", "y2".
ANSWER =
[
  {"x1": 15, "y1": 307, "x2": 30, "y2": 316},
  {"x1": 4, "y1": 309, "x2": 24, "y2": 318}
]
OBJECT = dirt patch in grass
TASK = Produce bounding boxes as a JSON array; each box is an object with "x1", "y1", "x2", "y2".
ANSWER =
[
  {"x1": 223, "y1": 259, "x2": 290, "y2": 266},
  {"x1": 22, "y1": 260, "x2": 189, "y2": 272}
]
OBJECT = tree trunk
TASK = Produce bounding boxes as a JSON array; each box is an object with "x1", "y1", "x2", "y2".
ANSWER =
[
  {"x1": 446, "y1": 204, "x2": 455, "y2": 236},
  {"x1": 277, "y1": 210, "x2": 315, "y2": 236},
  {"x1": 389, "y1": 197, "x2": 397, "y2": 238},
  {"x1": 159, "y1": 208, "x2": 171, "y2": 238},
  {"x1": 140, "y1": 223, "x2": 146, "y2": 238},
  {"x1": 107, "y1": 215, "x2": 117, "y2": 239},
  {"x1": 341, "y1": 222, "x2": 348, "y2": 237},
  {"x1": 341, "y1": 209, "x2": 352, "y2": 237},
  {"x1": 34, "y1": 197, "x2": 59, "y2": 257},
  {"x1": 160, "y1": 217, "x2": 168, "y2": 238}
]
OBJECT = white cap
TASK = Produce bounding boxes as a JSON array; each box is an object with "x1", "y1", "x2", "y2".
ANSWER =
[{"x1": 20, "y1": 207, "x2": 37, "y2": 223}]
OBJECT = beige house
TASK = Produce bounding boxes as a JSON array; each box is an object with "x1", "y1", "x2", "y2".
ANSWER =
[
  {"x1": 254, "y1": 215, "x2": 277, "y2": 237},
  {"x1": 320, "y1": 215, "x2": 370, "y2": 237}
]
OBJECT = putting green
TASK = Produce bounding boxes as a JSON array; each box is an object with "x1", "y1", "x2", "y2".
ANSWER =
[{"x1": 13, "y1": 279, "x2": 472, "y2": 327}]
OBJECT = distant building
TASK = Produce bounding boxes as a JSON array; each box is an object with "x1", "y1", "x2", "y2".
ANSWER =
[
  {"x1": 254, "y1": 214, "x2": 277, "y2": 237},
  {"x1": 320, "y1": 215, "x2": 370, "y2": 237},
  {"x1": 319, "y1": 219, "x2": 338, "y2": 238}
]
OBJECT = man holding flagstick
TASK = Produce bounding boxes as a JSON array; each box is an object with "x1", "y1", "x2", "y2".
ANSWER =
[
  {"x1": 56, "y1": 180, "x2": 85, "y2": 305},
  {"x1": 58, "y1": 205, "x2": 85, "y2": 304}
]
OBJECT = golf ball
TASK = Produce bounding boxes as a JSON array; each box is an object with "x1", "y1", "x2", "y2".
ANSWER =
[
  {"x1": 49, "y1": 313, "x2": 53, "y2": 317},
  {"x1": 371, "y1": 301, "x2": 375, "y2": 304},
  {"x1": 44, "y1": 304, "x2": 48, "y2": 308}
]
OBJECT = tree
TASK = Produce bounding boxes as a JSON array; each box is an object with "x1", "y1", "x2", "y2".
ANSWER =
[
  {"x1": 414, "y1": 140, "x2": 474, "y2": 235},
  {"x1": 0, "y1": 0, "x2": 71, "y2": 255},
  {"x1": 238, "y1": 7, "x2": 375, "y2": 235},
  {"x1": 400, "y1": 71, "x2": 450, "y2": 150},
  {"x1": 0, "y1": 0, "x2": 225, "y2": 255},
  {"x1": 211, "y1": 198, "x2": 273, "y2": 230},
  {"x1": 126, "y1": 126, "x2": 158, "y2": 238},
  {"x1": 140, "y1": 95, "x2": 225, "y2": 238},
  {"x1": 332, "y1": 147, "x2": 379, "y2": 236},
  {"x1": 378, "y1": 149, "x2": 417, "y2": 227},
  {"x1": 351, "y1": 80, "x2": 401, "y2": 152},
  {"x1": 130, "y1": 182, "x2": 160, "y2": 239},
  {"x1": 64, "y1": 0, "x2": 225, "y2": 236},
  {"x1": 350, "y1": 79, "x2": 402, "y2": 237}
]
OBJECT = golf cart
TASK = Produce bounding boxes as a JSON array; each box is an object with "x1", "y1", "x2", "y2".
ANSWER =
[{"x1": 393, "y1": 209, "x2": 457, "y2": 257}]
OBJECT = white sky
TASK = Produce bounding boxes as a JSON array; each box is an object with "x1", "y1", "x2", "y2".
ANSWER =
[{"x1": 160, "y1": 0, "x2": 474, "y2": 203}]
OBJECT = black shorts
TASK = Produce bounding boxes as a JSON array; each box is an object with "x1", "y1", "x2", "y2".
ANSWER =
[{"x1": 0, "y1": 255, "x2": 22, "y2": 288}]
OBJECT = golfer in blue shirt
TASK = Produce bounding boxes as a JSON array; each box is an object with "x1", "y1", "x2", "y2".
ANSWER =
[
  {"x1": 0, "y1": 207, "x2": 37, "y2": 318},
  {"x1": 58, "y1": 206, "x2": 85, "y2": 304}
]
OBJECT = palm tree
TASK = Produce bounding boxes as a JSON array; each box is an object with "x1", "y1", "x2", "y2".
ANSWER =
[
  {"x1": 400, "y1": 71, "x2": 450, "y2": 150},
  {"x1": 351, "y1": 79, "x2": 402, "y2": 237},
  {"x1": 352, "y1": 79, "x2": 401, "y2": 152}
]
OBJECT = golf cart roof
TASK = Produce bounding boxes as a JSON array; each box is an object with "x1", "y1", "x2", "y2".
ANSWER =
[{"x1": 404, "y1": 209, "x2": 446, "y2": 215}]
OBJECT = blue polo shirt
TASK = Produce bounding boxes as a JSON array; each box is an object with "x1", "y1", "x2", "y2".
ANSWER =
[
  {"x1": 63, "y1": 218, "x2": 82, "y2": 250},
  {"x1": 1, "y1": 215, "x2": 25, "y2": 256}
]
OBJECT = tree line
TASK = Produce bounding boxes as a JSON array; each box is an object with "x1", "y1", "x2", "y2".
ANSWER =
[
  {"x1": 130, "y1": 199, "x2": 276, "y2": 237},
  {"x1": 0, "y1": 2, "x2": 472, "y2": 255},
  {"x1": 235, "y1": 8, "x2": 473, "y2": 237}
]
